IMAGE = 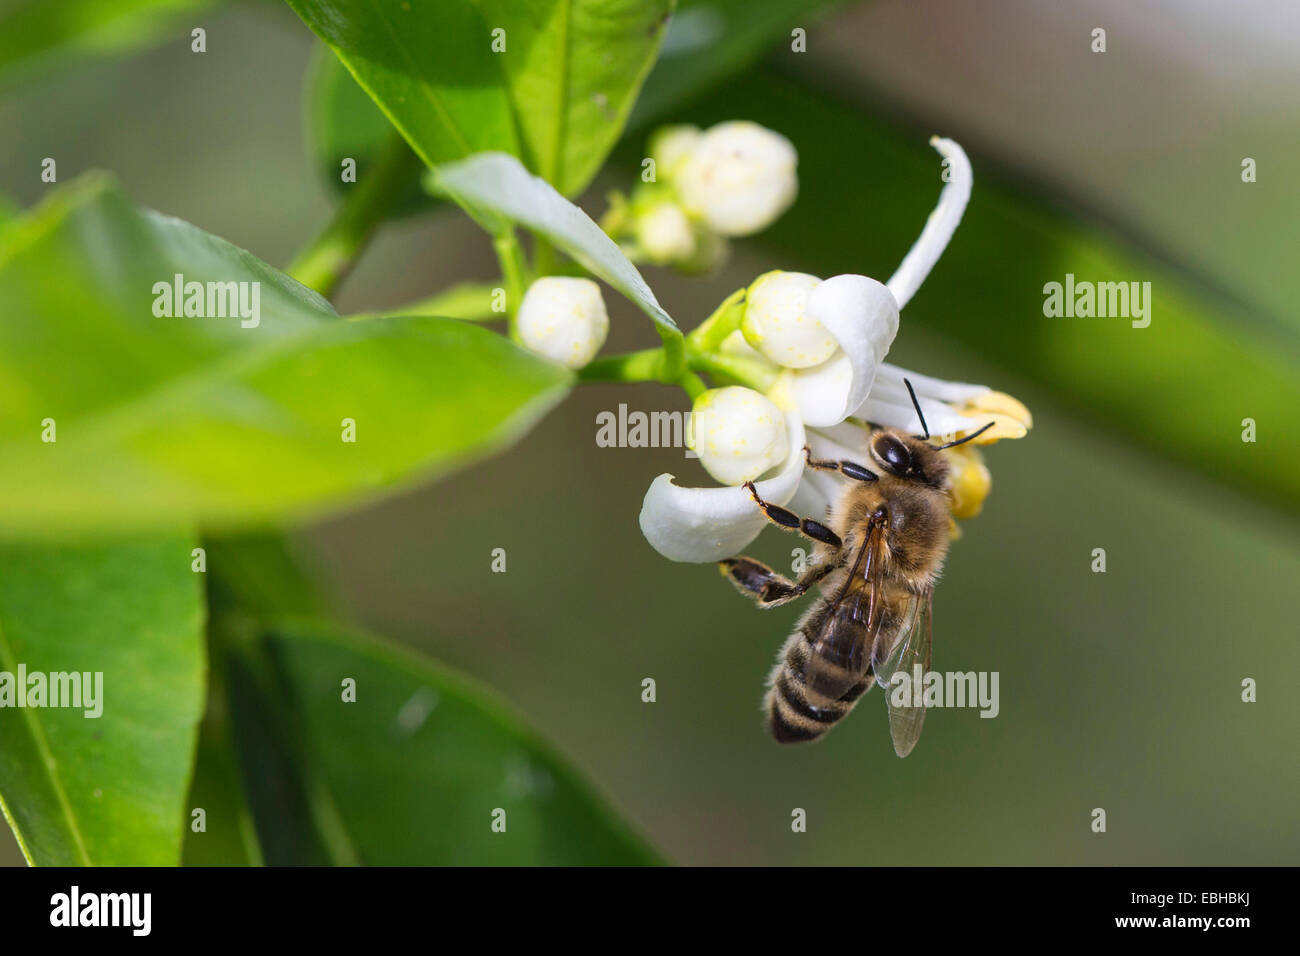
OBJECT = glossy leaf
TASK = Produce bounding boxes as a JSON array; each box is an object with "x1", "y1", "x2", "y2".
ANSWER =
[
  {"x1": 289, "y1": 0, "x2": 672, "y2": 197},
  {"x1": 434, "y1": 152, "x2": 678, "y2": 339},
  {"x1": 303, "y1": 45, "x2": 435, "y2": 217},
  {"x1": 0, "y1": 0, "x2": 213, "y2": 91},
  {"x1": 228, "y1": 620, "x2": 662, "y2": 865},
  {"x1": 482, "y1": 0, "x2": 675, "y2": 196},
  {"x1": 0, "y1": 536, "x2": 204, "y2": 865},
  {"x1": 284, "y1": 0, "x2": 520, "y2": 169},
  {"x1": 0, "y1": 176, "x2": 573, "y2": 536}
]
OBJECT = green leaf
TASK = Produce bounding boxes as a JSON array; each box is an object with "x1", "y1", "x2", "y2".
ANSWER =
[
  {"x1": 180, "y1": 709, "x2": 261, "y2": 866},
  {"x1": 284, "y1": 0, "x2": 520, "y2": 168},
  {"x1": 434, "y1": 152, "x2": 679, "y2": 342},
  {"x1": 303, "y1": 44, "x2": 435, "y2": 218},
  {"x1": 0, "y1": 0, "x2": 214, "y2": 92},
  {"x1": 482, "y1": 0, "x2": 675, "y2": 196},
  {"x1": 701, "y1": 70, "x2": 1300, "y2": 513},
  {"x1": 0, "y1": 536, "x2": 205, "y2": 866},
  {"x1": 227, "y1": 621, "x2": 662, "y2": 865},
  {"x1": 288, "y1": 0, "x2": 673, "y2": 197},
  {"x1": 0, "y1": 175, "x2": 573, "y2": 536}
]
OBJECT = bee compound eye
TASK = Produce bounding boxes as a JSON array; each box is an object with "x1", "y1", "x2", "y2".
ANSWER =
[{"x1": 876, "y1": 435, "x2": 912, "y2": 472}]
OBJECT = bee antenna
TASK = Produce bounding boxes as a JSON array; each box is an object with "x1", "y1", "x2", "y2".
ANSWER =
[
  {"x1": 903, "y1": 378, "x2": 929, "y2": 440},
  {"x1": 934, "y1": 421, "x2": 996, "y2": 450}
]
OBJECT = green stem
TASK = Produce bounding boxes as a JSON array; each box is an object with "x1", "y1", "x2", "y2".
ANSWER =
[
  {"x1": 286, "y1": 133, "x2": 422, "y2": 299},
  {"x1": 579, "y1": 347, "x2": 669, "y2": 383},
  {"x1": 533, "y1": 234, "x2": 557, "y2": 276},
  {"x1": 687, "y1": 349, "x2": 779, "y2": 391},
  {"x1": 580, "y1": 341, "x2": 774, "y2": 395},
  {"x1": 677, "y1": 371, "x2": 707, "y2": 400},
  {"x1": 687, "y1": 286, "x2": 747, "y2": 352},
  {"x1": 493, "y1": 229, "x2": 529, "y2": 339},
  {"x1": 657, "y1": 325, "x2": 686, "y2": 381}
]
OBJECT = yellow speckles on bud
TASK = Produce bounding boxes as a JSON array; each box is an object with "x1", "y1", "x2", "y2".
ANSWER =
[
  {"x1": 516, "y1": 276, "x2": 610, "y2": 369},
  {"x1": 688, "y1": 386, "x2": 789, "y2": 486},
  {"x1": 741, "y1": 270, "x2": 837, "y2": 369},
  {"x1": 944, "y1": 444, "x2": 991, "y2": 520}
]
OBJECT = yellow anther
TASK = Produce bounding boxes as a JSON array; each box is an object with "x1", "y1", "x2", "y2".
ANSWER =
[
  {"x1": 957, "y1": 390, "x2": 1032, "y2": 430},
  {"x1": 944, "y1": 444, "x2": 992, "y2": 520}
]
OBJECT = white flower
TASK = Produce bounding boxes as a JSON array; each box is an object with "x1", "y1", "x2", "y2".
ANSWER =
[
  {"x1": 740, "y1": 271, "x2": 838, "y2": 369},
  {"x1": 648, "y1": 125, "x2": 702, "y2": 180},
  {"x1": 516, "y1": 276, "x2": 610, "y2": 369},
  {"x1": 635, "y1": 200, "x2": 697, "y2": 265},
  {"x1": 688, "y1": 387, "x2": 789, "y2": 486},
  {"x1": 675, "y1": 121, "x2": 798, "y2": 237},
  {"x1": 639, "y1": 136, "x2": 1026, "y2": 563}
]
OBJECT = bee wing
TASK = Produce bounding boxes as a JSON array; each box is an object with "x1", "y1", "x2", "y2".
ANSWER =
[
  {"x1": 803, "y1": 518, "x2": 888, "y2": 701},
  {"x1": 871, "y1": 588, "x2": 934, "y2": 758}
]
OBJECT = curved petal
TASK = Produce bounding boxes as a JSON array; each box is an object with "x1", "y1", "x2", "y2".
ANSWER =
[
  {"x1": 639, "y1": 413, "x2": 805, "y2": 562},
  {"x1": 780, "y1": 275, "x2": 898, "y2": 428},
  {"x1": 875, "y1": 363, "x2": 988, "y2": 404},
  {"x1": 806, "y1": 424, "x2": 871, "y2": 464},
  {"x1": 885, "y1": 137, "x2": 972, "y2": 311},
  {"x1": 859, "y1": 395, "x2": 983, "y2": 436}
]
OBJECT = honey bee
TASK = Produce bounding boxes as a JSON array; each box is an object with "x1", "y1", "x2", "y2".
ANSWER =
[{"x1": 720, "y1": 381, "x2": 993, "y2": 757}]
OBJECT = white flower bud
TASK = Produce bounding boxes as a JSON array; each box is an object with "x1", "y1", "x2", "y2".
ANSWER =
[
  {"x1": 516, "y1": 277, "x2": 609, "y2": 369},
  {"x1": 675, "y1": 121, "x2": 798, "y2": 236},
  {"x1": 647, "y1": 125, "x2": 701, "y2": 180},
  {"x1": 635, "y1": 200, "x2": 696, "y2": 265},
  {"x1": 740, "y1": 270, "x2": 837, "y2": 369},
  {"x1": 688, "y1": 386, "x2": 789, "y2": 486}
]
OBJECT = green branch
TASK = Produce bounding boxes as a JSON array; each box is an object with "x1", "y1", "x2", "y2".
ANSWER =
[{"x1": 287, "y1": 134, "x2": 423, "y2": 299}]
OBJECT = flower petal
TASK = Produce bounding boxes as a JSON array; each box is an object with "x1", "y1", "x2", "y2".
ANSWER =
[
  {"x1": 875, "y1": 363, "x2": 988, "y2": 404},
  {"x1": 851, "y1": 363, "x2": 987, "y2": 435},
  {"x1": 885, "y1": 137, "x2": 972, "y2": 311},
  {"x1": 639, "y1": 413, "x2": 805, "y2": 562},
  {"x1": 779, "y1": 274, "x2": 898, "y2": 428},
  {"x1": 789, "y1": 475, "x2": 834, "y2": 522},
  {"x1": 859, "y1": 395, "x2": 983, "y2": 436}
]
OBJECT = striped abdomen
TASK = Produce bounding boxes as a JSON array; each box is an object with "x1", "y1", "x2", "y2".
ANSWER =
[{"x1": 764, "y1": 589, "x2": 908, "y2": 744}]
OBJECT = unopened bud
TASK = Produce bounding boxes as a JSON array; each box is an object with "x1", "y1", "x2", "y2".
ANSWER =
[
  {"x1": 675, "y1": 121, "x2": 798, "y2": 236},
  {"x1": 688, "y1": 386, "x2": 789, "y2": 485},
  {"x1": 741, "y1": 271, "x2": 837, "y2": 369},
  {"x1": 516, "y1": 277, "x2": 609, "y2": 369}
]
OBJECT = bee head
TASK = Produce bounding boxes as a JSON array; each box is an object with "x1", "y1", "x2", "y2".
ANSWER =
[
  {"x1": 879, "y1": 377, "x2": 996, "y2": 487},
  {"x1": 870, "y1": 429, "x2": 947, "y2": 488}
]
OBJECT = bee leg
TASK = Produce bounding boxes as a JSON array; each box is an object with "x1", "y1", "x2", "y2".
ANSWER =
[
  {"x1": 742, "y1": 481, "x2": 843, "y2": 549},
  {"x1": 720, "y1": 557, "x2": 832, "y2": 608},
  {"x1": 802, "y1": 445, "x2": 877, "y2": 482}
]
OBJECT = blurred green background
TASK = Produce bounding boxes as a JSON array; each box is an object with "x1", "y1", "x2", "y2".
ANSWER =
[{"x1": 2, "y1": 0, "x2": 1297, "y2": 864}]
